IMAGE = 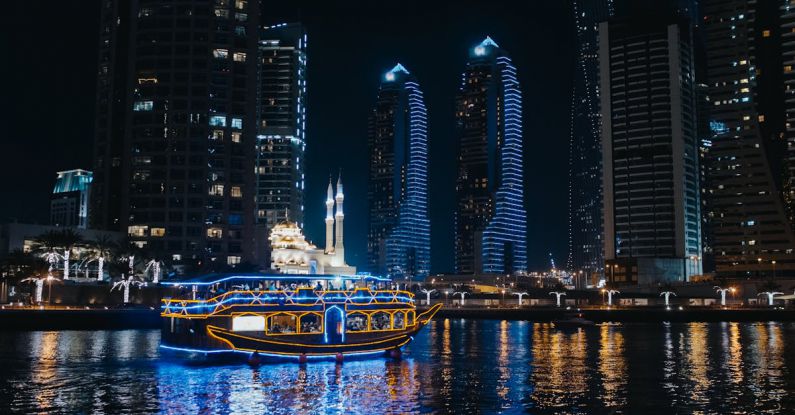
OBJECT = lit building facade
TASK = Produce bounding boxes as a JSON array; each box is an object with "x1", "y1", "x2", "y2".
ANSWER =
[
  {"x1": 599, "y1": 17, "x2": 703, "y2": 284},
  {"x1": 567, "y1": 0, "x2": 614, "y2": 277},
  {"x1": 256, "y1": 23, "x2": 307, "y2": 231},
  {"x1": 454, "y1": 37, "x2": 527, "y2": 275},
  {"x1": 367, "y1": 64, "x2": 431, "y2": 280},
  {"x1": 269, "y1": 175, "x2": 355, "y2": 275},
  {"x1": 50, "y1": 170, "x2": 93, "y2": 229},
  {"x1": 96, "y1": 0, "x2": 264, "y2": 270},
  {"x1": 701, "y1": 0, "x2": 795, "y2": 278}
]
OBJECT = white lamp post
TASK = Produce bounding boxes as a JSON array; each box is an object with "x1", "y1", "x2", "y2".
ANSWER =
[
  {"x1": 453, "y1": 291, "x2": 468, "y2": 307},
  {"x1": 714, "y1": 286, "x2": 730, "y2": 306},
  {"x1": 513, "y1": 292, "x2": 528, "y2": 307},
  {"x1": 659, "y1": 291, "x2": 676, "y2": 307},
  {"x1": 549, "y1": 291, "x2": 566, "y2": 307},
  {"x1": 606, "y1": 290, "x2": 620, "y2": 306},
  {"x1": 420, "y1": 288, "x2": 436, "y2": 306}
]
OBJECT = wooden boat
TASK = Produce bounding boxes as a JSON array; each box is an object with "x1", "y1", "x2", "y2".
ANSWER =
[{"x1": 159, "y1": 274, "x2": 442, "y2": 361}]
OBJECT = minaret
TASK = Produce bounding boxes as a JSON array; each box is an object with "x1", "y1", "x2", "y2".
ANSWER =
[
  {"x1": 325, "y1": 177, "x2": 335, "y2": 253},
  {"x1": 334, "y1": 174, "x2": 345, "y2": 256}
]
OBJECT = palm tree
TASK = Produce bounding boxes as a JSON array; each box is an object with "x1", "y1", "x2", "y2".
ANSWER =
[
  {"x1": 30, "y1": 229, "x2": 83, "y2": 280},
  {"x1": 111, "y1": 274, "x2": 145, "y2": 304},
  {"x1": 658, "y1": 282, "x2": 677, "y2": 307},
  {"x1": 85, "y1": 235, "x2": 117, "y2": 281},
  {"x1": 19, "y1": 258, "x2": 56, "y2": 304},
  {"x1": 757, "y1": 279, "x2": 783, "y2": 307}
]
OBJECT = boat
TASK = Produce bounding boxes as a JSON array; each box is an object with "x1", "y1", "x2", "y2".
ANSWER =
[
  {"x1": 159, "y1": 273, "x2": 442, "y2": 362},
  {"x1": 552, "y1": 312, "x2": 595, "y2": 329}
]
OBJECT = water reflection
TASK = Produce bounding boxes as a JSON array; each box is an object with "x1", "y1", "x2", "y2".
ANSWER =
[{"x1": 1, "y1": 322, "x2": 795, "y2": 414}]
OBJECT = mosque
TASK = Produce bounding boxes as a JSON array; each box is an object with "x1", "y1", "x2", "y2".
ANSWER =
[{"x1": 268, "y1": 175, "x2": 356, "y2": 275}]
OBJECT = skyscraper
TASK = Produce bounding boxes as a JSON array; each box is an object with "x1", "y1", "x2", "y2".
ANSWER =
[
  {"x1": 367, "y1": 64, "x2": 431, "y2": 279},
  {"x1": 701, "y1": 0, "x2": 795, "y2": 278},
  {"x1": 454, "y1": 37, "x2": 527, "y2": 275},
  {"x1": 51, "y1": 170, "x2": 93, "y2": 229},
  {"x1": 567, "y1": 0, "x2": 614, "y2": 278},
  {"x1": 599, "y1": 16, "x2": 703, "y2": 284},
  {"x1": 256, "y1": 23, "x2": 307, "y2": 231},
  {"x1": 92, "y1": 0, "x2": 131, "y2": 231},
  {"x1": 94, "y1": 0, "x2": 264, "y2": 271}
]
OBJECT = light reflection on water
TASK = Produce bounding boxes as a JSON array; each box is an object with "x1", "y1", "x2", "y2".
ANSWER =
[{"x1": 1, "y1": 321, "x2": 795, "y2": 414}]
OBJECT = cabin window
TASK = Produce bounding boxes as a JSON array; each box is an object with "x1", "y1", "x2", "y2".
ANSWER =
[
  {"x1": 393, "y1": 312, "x2": 405, "y2": 330},
  {"x1": 299, "y1": 313, "x2": 322, "y2": 333},
  {"x1": 268, "y1": 314, "x2": 297, "y2": 334},
  {"x1": 370, "y1": 311, "x2": 391, "y2": 331},
  {"x1": 346, "y1": 313, "x2": 367, "y2": 332},
  {"x1": 232, "y1": 315, "x2": 265, "y2": 332},
  {"x1": 407, "y1": 311, "x2": 415, "y2": 326}
]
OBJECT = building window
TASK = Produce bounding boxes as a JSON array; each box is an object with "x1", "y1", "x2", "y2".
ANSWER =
[
  {"x1": 235, "y1": 13, "x2": 247, "y2": 22},
  {"x1": 233, "y1": 52, "x2": 246, "y2": 62},
  {"x1": 228, "y1": 214, "x2": 242, "y2": 225},
  {"x1": 209, "y1": 184, "x2": 224, "y2": 196},
  {"x1": 227, "y1": 256, "x2": 242, "y2": 265},
  {"x1": 209, "y1": 115, "x2": 226, "y2": 127},
  {"x1": 763, "y1": 29, "x2": 771, "y2": 37},
  {"x1": 234, "y1": 26, "x2": 246, "y2": 36},
  {"x1": 128, "y1": 225, "x2": 148, "y2": 237},
  {"x1": 207, "y1": 228, "x2": 223, "y2": 238},
  {"x1": 231, "y1": 118, "x2": 243, "y2": 129},
  {"x1": 133, "y1": 100, "x2": 153, "y2": 111},
  {"x1": 150, "y1": 228, "x2": 166, "y2": 237},
  {"x1": 172, "y1": 254, "x2": 182, "y2": 261},
  {"x1": 211, "y1": 130, "x2": 224, "y2": 140},
  {"x1": 234, "y1": 0, "x2": 247, "y2": 10},
  {"x1": 213, "y1": 48, "x2": 229, "y2": 59},
  {"x1": 231, "y1": 132, "x2": 241, "y2": 143},
  {"x1": 214, "y1": 9, "x2": 229, "y2": 18},
  {"x1": 230, "y1": 186, "x2": 242, "y2": 198},
  {"x1": 786, "y1": 65, "x2": 793, "y2": 73}
]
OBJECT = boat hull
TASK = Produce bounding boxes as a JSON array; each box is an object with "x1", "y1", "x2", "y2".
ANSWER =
[{"x1": 161, "y1": 303, "x2": 442, "y2": 359}]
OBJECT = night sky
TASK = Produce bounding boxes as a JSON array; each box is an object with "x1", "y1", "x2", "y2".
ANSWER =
[{"x1": 0, "y1": 1, "x2": 575, "y2": 273}]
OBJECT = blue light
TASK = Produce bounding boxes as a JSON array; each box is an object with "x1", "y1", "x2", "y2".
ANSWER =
[{"x1": 159, "y1": 344, "x2": 398, "y2": 360}]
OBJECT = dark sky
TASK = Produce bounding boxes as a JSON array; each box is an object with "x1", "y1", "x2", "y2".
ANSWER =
[{"x1": 0, "y1": 1, "x2": 575, "y2": 273}]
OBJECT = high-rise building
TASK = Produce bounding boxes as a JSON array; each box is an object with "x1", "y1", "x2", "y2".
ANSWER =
[
  {"x1": 256, "y1": 23, "x2": 307, "y2": 232},
  {"x1": 700, "y1": 0, "x2": 795, "y2": 278},
  {"x1": 93, "y1": 0, "x2": 264, "y2": 271},
  {"x1": 454, "y1": 37, "x2": 527, "y2": 275},
  {"x1": 367, "y1": 64, "x2": 431, "y2": 279},
  {"x1": 599, "y1": 16, "x2": 703, "y2": 284},
  {"x1": 566, "y1": 0, "x2": 614, "y2": 278},
  {"x1": 92, "y1": 0, "x2": 132, "y2": 231},
  {"x1": 51, "y1": 170, "x2": 93, "y2": 229}
]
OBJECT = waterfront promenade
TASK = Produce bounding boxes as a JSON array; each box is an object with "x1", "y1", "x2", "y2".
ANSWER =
[{"x1": 1, "y1": 304, "x2": 793, "y2": 330}]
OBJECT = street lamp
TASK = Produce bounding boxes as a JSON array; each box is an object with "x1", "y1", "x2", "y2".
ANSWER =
[
  {"x1": 501, "y1": 289, "x2": 506, "y2": 307},
  {"x1": 772, "y1": 260, "x2": 777, "y2": 279}
]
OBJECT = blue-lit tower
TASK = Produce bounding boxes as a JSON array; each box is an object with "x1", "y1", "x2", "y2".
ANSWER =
[
  {"x1": 454, "y1": 37, "x2": 527, "y2": 275},
  {"x1": 51, "y1": 169, "x2": 93, "y2": 229},
  {"x1": 367, "y1": 64, "x2": 431, "y2": 280},
  {"x1": 566, "y1": 0, "x2": 614, "y2": 279}
]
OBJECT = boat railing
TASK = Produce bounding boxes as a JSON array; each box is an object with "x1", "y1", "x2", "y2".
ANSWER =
[{"x1": 161, "y1": 289, "x2": 415, "y2": 317}]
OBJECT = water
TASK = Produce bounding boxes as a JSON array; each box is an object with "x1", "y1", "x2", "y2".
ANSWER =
[{"x1": 1, "y1": 320, "x2": 795, "y2": 414}]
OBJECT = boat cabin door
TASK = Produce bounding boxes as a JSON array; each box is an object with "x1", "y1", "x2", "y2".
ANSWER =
[{"x1": 324, "y1": 306, "x2": 345, "y2": 344}]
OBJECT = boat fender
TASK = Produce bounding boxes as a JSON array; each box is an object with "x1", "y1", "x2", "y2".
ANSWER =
[
  {"x1": 298, "y1": 353, "x2": 308, "y2": 364},
  {"x1": 335, "y1": 352, "x2": 344, "y2": 363},
  {"x1": 390, "y1": 349, "x2": 402, "y2": 360}
]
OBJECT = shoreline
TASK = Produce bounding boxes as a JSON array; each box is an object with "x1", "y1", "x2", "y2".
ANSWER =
[{"x1": 1, "y1": 307, "x2": 794, "y2": 330}]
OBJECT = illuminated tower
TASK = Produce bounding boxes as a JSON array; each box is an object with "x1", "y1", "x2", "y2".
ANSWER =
[
  {"x1": 566, "y1": 0, "x2": 614, "y2": 278},
  {"x1": 454, "y1": 37, "x2": 527, "y2": 275},
  {"x1": 600, "y1": 16, "x2": 702, "y2": 283},
  {"x1": 325, "y1": 178, "x2": 334, "y2": 253},
  {"x1": 334, "y1": 175, "x2": 345, "y2": 259},
  {"x1": 701, "y1": 0, "x2": 795, "y2": 278},
  {"x1": 256, "y1": 23, "x2": 307, "y2": 230},
  {"x1": 367, "y1": 63, "x2": 431, "y2": 279}
]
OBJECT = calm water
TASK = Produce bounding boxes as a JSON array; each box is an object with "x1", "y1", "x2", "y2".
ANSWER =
[{"x1": 1, "y1": 320, "x2": 795, "y2": 414}]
